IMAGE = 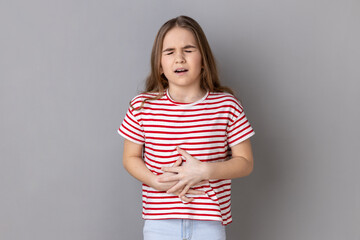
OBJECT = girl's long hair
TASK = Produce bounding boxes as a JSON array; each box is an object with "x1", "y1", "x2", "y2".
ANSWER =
[{"x1": 132, "y1": 15, "x2": 234, "y2": 110}]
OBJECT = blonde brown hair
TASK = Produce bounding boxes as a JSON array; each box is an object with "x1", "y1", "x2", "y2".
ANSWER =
[{"x1": 132, "y1": 15, "x2": 234, "y2": 110}]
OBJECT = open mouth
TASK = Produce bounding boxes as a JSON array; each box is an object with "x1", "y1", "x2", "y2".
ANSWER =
[{"x1": 174, "y1": 68, "x2": 188, "y2": 73}]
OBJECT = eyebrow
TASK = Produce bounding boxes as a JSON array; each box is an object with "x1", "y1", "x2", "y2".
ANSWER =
[{"x1": 162, "y1": 45, "x2": 197, "y2": 52}]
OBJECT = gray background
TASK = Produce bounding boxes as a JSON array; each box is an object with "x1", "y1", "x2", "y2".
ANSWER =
[{"x1": 1, "y1": 0, "x2": 359, "y2": 239}]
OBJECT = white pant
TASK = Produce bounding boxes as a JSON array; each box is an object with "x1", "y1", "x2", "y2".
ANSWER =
[{"x1": 143, "y1": 219, "x2": 226, "y2": 240}]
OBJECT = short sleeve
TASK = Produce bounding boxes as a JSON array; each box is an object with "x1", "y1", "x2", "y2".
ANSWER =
[
  {"x1": 226, "y1": 102, "x2": 255, "y2": 147},
  {"x1": 117, "y1": 106, "x2": 145, "y2": 145}
]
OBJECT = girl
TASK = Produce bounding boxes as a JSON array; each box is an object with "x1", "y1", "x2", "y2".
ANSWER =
[{"x1": 118, "y1": 15, "x2": 255, "y2": 240}]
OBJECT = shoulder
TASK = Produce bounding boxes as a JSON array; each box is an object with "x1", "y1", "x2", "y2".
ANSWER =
[
  {"x1": 208, "y1": 91, "x2": 244, "y2": 111},
  {"x1": 129, "y1": 91, "x2": 165, "y2": 109}
]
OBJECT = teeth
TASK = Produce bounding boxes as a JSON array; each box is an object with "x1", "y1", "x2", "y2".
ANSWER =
[{"x1": 175, "y1": 69, "x2": 187, "y2": 72}]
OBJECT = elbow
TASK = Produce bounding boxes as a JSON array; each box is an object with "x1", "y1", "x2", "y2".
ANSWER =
[
  {"x1": 247, "y1": 163, "x2": 254, "y2": 176},
  {"x1": 122, "y1": 156, "x2": 131, "y2": 172},
  {"x1": 232, "y1": 157, "x2": 254, "y2": 178},
  {"x1": 243, "y1": 157, "x2": 254, "y2": 177}
]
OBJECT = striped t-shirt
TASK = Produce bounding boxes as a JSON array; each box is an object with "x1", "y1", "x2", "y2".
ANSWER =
[{"x1": 117, "y1": 89, "x2": 255, "y2": 225}]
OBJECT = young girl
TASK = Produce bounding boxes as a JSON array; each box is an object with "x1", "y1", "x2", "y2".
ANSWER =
[{"x1": 118, "y1": 15, "x2": 255, "y2": 240}]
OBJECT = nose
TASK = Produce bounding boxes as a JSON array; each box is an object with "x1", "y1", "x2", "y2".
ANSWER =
[{"x1": 175, "y1": 52, "x2": 185, "y2": 63}]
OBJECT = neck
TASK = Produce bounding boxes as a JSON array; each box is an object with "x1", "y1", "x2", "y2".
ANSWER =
[{"x1": 168, "y1": 86, "x2": 207, "y2": 103}]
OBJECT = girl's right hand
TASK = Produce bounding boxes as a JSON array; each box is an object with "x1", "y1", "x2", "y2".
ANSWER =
[{"x1": 152, "y1": 157, "x2": 205, "y2": 203}]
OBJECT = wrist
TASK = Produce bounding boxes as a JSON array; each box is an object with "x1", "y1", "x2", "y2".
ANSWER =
[
  {"x1": 148, "y1": 173, "x2": 159, "y2": 189},
  {"x1": 201, "y1": 162, "x2": 211, "y2": 180}
]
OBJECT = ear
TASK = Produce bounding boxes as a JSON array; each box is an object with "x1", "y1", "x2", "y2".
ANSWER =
[{"x1": 160, "y1": 66, "x2": 163, "y2": 74}]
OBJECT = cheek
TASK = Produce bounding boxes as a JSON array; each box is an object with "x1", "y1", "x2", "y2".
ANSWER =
[
  {"x1": 160, "y1": 58, "x2": 169, "y2": 70},
  {"x1": 193, "y1": 54, "x2": 203, "y2": 69},
  {"x1": 193, "y1": 52, "x2": 202, "y2": 63}
]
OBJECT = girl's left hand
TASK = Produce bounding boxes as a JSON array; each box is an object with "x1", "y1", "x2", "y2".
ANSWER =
[{"x1": 158, "y1": 146, "x2": 209, "y2": 198}]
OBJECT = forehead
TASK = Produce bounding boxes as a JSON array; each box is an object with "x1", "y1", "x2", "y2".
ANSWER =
[{"x1": 162, "y1": 27, "x2": 198, "y2": 48}]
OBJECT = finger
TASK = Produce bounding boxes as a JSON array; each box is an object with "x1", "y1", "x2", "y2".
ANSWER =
[
  {"x1": 193, "y1": 180, "x2": 209, "y2": 187},
  {"x1": 158, "y1": 175, "x2": 180, "y2": 183},
  {"x1": 172, "y1": 190, "x2": 181, "y2": 196},
  {"x1": 179, "y1": 185, "x2": 191, "y2": 198},
  {"x1": 176, "y1": 146, "x2": 193, "y2": 159},
  {"x1": 166, "y1": 182, "x2": 185, "y2": 194},
  {"x1": 161, "y1": 166, "x2": 181, "y2": 173},
  {"x1": 172, "y1": 157, "x2": 182, "y2": 167},
  {"x1": 187, "y1": 189, "x2": 206, "y2": 195},
  {"x1": 180, "y1": 195, "x2": 194, "y2": 203}
]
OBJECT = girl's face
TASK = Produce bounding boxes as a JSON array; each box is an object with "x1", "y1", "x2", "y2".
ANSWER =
[{"x1": 160, "y1": 27, "x2": 203, "y2": 91}]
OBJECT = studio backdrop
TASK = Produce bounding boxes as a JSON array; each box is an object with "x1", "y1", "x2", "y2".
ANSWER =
[{"x1": 0, "y1": 0, "x2": 359, "y2": 239}]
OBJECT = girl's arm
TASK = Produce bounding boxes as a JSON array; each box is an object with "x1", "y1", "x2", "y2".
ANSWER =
[
  {"x1": 122, "y1": 139, "x2": 158, "y2": 188},
  {"x1": 159, "y1": 138, "x2": 254, "y2": 197},
  {"x1": 122, "y1": 139, "x2": 204, "y2": 202}
]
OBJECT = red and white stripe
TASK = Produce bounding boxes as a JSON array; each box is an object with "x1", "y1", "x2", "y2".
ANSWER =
[{"x1": 118, "y1": 90, "x2": 254, "y2": 225}]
